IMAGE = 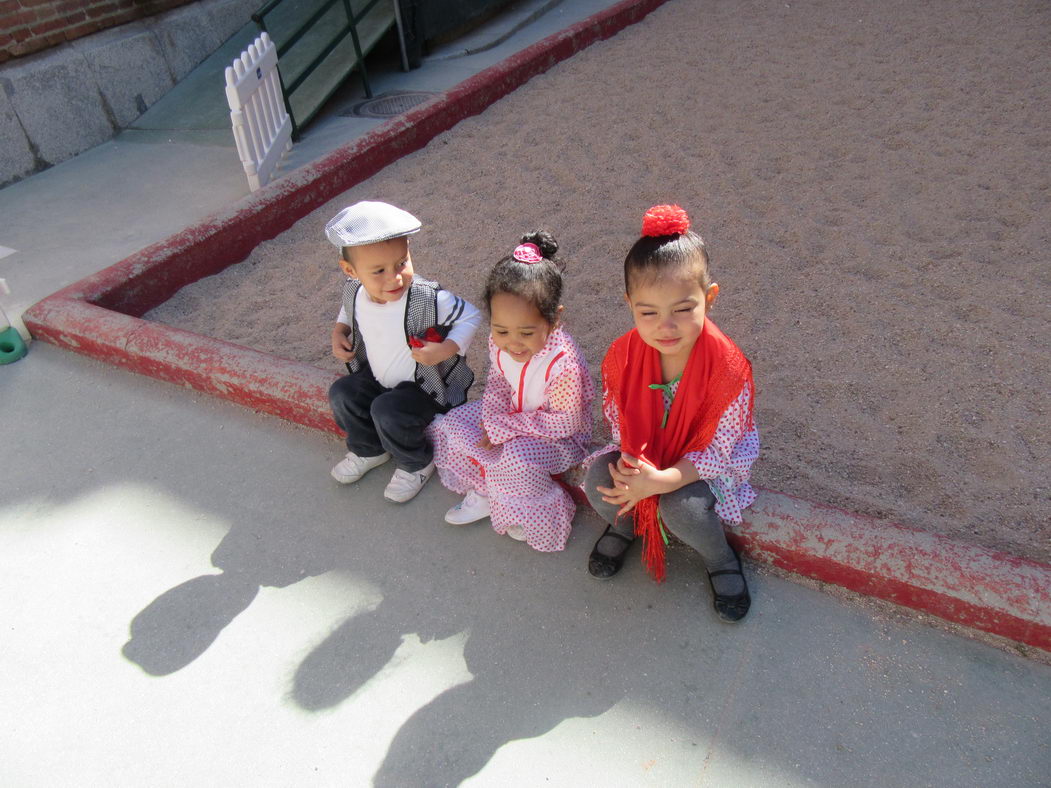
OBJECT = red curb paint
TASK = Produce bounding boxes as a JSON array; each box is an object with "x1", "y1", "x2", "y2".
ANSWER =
[
  {"x1": 25, "y1": 297, "x2": 342, "y2": 433},
  {"x1": 21, "y1": 0, "x2": 1051, "y2": 654},
  {"x1": 733, "y1": 491, "x2": 1051, "y2": 652}
]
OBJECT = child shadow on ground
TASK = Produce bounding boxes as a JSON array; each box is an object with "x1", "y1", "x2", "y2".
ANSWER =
[
  {"x1": 121, "y1": 463, "x2": 746, "y2": 785},
  {"x1": 287, "y1": 504, "x2": 745, "y2": 786},
  {"x1": 121, "y1": 470, "x2": 371, "y2": 677},
  {"x1": 122, "y1": 571, "x2": 259, "y2": 676},
  {"x1": 297, "y1": 587, "x2": 638, "y2": 788},
  {"x1": 116, "y1": 467, "x2": 1035, "y2": 788}
]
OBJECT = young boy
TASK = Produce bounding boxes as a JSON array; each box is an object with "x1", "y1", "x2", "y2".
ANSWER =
[{"x1": 326, "y1": 201, "x2": 481, "y2": 502}]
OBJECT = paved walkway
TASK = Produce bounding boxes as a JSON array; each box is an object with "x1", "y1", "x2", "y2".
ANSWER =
[{"x1": 1, "y1": 1, "x2": 1049, "y2": 784}]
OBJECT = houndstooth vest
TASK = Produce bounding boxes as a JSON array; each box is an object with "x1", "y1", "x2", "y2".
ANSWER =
[{"x1": 341, "y1": 276, "x2": 474, "y2": 408}]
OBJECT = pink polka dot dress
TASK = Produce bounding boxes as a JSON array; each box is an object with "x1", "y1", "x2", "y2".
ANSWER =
[{"x1": 428, "y1": 327, "x2": 594, "y2": 551}]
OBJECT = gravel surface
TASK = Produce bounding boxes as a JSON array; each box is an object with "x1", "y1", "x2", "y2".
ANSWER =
[{"x1": 147, "y1": 0, "x2": 1051, "y2": 564}]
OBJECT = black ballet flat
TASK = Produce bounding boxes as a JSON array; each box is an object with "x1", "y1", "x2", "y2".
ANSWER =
[
  {"x1": 707, "y1": 548, "x2": 751, "y2": 623},
  {"x1": 588, "y1": 525, "x2": 635, "y2": 580}
]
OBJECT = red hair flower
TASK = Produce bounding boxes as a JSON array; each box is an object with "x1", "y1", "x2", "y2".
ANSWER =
[{"x1": 642, "y1": 204, "x2": 690, "y2": 237}]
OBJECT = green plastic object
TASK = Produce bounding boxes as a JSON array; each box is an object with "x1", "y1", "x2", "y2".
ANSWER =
[{"x1": 0, "y1": 325, "x2": 27, "y2": 364}]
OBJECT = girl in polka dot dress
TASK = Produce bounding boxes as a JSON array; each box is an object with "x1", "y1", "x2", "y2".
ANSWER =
[
  {"x1": 582, "y1": 205, "x2": 759, "y2": 622},
  {"x1": 428, "y1": 231, "x2": 593, "y2": 551}
]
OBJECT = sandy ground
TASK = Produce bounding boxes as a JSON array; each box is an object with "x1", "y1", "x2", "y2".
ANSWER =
[{"x1": 147, "y1": 0, "x2": 1051, "y2": 564}]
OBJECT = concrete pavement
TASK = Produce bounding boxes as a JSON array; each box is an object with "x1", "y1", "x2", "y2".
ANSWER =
[
  {"x1": 3, "y1": 345, "x2": 1050, "y2": 785},
  {"x1": 1, "y1": 0, "x2": 1049, "y2": 784}
]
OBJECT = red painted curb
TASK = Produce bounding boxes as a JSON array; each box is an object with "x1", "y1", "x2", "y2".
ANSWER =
[
  {"x1": 27, "y1": 296, "x2": 342, "y2": 432},
  {"x1": 735, "y1": 491, "x2": 1051, "y2": 652},
  {"x1": 21, "y1": 0, "x2": 1051, "y2": 654}
]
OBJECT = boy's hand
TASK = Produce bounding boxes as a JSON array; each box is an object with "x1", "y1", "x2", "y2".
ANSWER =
[
  {"x1": 331, "y1": 325, "x2": 355, "y2": 362},
  {"x1": 476, "y1": 426, "x2": 493, "y2": 450},
  {"x1": 411, "y1": 338, "x2": 459, "y2": 366}
]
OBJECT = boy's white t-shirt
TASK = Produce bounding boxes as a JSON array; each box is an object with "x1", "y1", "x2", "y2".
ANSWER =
[{"x1": 337, "y1": 286, "x2": 480, "y2": 389}]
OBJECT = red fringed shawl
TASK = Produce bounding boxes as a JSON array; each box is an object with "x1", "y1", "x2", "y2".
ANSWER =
[{"x1": 602, "y1": 321, "x2": 754, "y2": 581}]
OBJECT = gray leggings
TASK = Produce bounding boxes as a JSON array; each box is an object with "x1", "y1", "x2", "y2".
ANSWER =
[{"x1": 583, "y1": 451, "x2": 738, "y2": 573}]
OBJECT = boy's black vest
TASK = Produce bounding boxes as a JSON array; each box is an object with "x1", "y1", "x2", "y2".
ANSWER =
[{"x1": 341, "y1": 276, "x2": 474, "y2": 408}]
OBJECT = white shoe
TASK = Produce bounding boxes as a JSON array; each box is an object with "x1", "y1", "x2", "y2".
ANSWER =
[
  {"x1": 505, "y1": 524, "x2": 527, "y2": 542},
  {"x1": 331, "y1": 451, "x2": 390, "y2": 484},
  {"x1": 384, "y1": 462, "x2": 435, "y2": 503},
  {"x1": 444, "y1": 491, "x2": 491, "y2": 525}
]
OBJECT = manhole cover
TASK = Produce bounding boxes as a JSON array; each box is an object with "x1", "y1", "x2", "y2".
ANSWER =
[{"x1": 344, "y1": 91, "x2": 437, "y2": 118}]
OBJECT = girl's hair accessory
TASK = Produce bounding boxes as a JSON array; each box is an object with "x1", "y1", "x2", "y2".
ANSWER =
[
  {"x1": 642, "y1": 204, "x2": 690, "y2": 237},
  {"x1": 512, "y1": 242, "x2": 544, "y2": 263}
]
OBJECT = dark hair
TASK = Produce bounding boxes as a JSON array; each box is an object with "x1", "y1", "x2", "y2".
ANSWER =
[
  {"x1": 483, "y1": 230, "x2": 566, "y2": 325},
  {"x1": 624, "y1": 229, "x2": 712, "y2": 294},
  {"x1": 340, "y1": 235, "x2": 408, "y2": 265}
]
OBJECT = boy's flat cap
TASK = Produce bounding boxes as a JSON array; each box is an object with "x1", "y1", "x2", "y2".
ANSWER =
[{"x1": 325, "y1": 201, "x2": 421, "y2": 247}]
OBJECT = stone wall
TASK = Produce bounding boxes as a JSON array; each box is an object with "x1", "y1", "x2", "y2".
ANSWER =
[{"x1": 0, "y1": 0, "x2": 257, "y2": 187}]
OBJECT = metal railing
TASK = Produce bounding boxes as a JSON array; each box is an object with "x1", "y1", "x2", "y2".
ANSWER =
[{"x1": 252, "y1": 0, "x2": 398, "y2": 137}]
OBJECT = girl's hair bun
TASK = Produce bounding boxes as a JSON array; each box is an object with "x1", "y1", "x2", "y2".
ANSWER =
[
  {"x1": 486, "y1": 229, "x2": 566, "y2": 325},
  {"x1": 642, "y1": 204, "x2": 690, "y2": 237},
  {"x1": 521, "y1": 230, "x2": 559, "y2": 259}
]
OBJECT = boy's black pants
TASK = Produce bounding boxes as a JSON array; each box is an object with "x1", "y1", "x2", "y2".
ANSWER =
[{"x1": 328, "y1": 371, "x2": 447, "y2": 472}]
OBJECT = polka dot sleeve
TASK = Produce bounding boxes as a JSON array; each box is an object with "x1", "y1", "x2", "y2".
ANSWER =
[{"x1": 683, "y1": 383, "x2": 759, "y2": 523}]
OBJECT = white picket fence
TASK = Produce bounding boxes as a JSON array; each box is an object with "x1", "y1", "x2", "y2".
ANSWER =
[{"x1": 225, "y1": 32, "x2": 292, "y2": 192}]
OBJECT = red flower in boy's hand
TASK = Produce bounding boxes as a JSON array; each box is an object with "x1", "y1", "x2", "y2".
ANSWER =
[
  {"x1": 408, "y1": 327, "x2": 445, "y2": 349},
  {"x1": 642, "y1": 204, "x2": 690, "y2": 237}
]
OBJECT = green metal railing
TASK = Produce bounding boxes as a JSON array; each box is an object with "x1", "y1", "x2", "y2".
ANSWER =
[{"x1": 253, "y1": 0, "x2": 394, "y2": 138}]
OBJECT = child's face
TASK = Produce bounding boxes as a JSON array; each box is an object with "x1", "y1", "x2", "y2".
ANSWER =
[
  {"x1": 490, "y1": 292, "x2": 555, "y2": 363},
  {"x1": 339, "y1": 237, "x2": 413, "y2": 303},
  {"x1": 626, "y1": 274, "x2": 718, "y2": 366}
]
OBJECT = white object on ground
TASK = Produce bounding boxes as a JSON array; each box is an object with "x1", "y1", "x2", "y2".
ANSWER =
[
  {"x1": 384, "y1": 463, "x2": 435, "y2": 503},
  {"x1": 225, "y1": 32, "x2": 293, "y2": 192},
  {"x1": 331, "y1": 451, "x2": 391, "y2": 484},
  {"x1": 444, "y1": 490, "x2": 491, "y2": 525}
]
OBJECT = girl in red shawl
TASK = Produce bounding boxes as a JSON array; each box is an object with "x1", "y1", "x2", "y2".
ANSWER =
[{"x1": 582, "y1": 205, "x2": 758, "y2": 622}]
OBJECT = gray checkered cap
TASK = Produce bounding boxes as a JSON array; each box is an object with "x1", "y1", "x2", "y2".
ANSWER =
[{"x1": 324, "y1": 201, "x2": 422, "y2": 248}]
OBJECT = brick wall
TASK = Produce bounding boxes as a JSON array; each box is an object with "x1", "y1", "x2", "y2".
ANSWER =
[{"x1": 0, "y1": 0, "x2": 196, "y2": 63}]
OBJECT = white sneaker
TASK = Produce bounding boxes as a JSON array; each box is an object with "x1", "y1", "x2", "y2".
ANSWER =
[
  {"x1": 331, "y1": 451, "x2": 390, "y2": 484},
  {"x1": 444, "y1": 491, "x2": 491, "y2": 525},
  {"x1": 505, "y1": 524, "x2": 527, "y2": 542},
  {"x1": 384, "y1": 462, "x2": 435, "y2": 503}
]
